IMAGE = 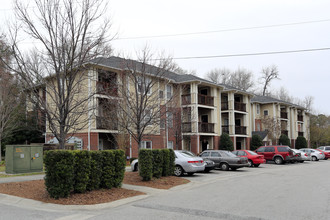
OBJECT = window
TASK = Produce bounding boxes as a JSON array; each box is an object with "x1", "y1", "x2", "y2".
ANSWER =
[
  {"x1": 264, "y1": 110, "x2": 269, "y2": 116},
  {"x1": 265, "y1": 147, "x2": 275, "y2": 152},
  {"x1": 143, "y1": 109, "x2": 152, "y2": 126},
  {"x1": 167, "y1": 141, "x2": 173, "y2": 149},
  {"x1": 256, "y1": 122, "x2": 261, "y2": 131},
  {"x1": 160, "y1": 119, "x2": 165, "y2": 129},
  {"x1": 277, "y1": 147, "x2": 289, "y2": 152},
  {"x1": 166, "y1": 84, "x2": 172, "y2": 100},
  {"x1": 211, "y1": 152, "x2": 221, "y2": 157},
  {"x1": 137, "y1": 77, "x2": 151, "y2": 95},
  {"x1": 256, "y1": 104, "x2": 260, "y2": 115},
  {"x1": 256, "y1": 147, "x2": 265, "y2": 153},
  {"x1": 200, "y1": 152, "x2": 209, "y2": 157},
  {"x1": 237, "y1": 151, "x2": 247, "y2": 156},
  {"x1": 141, "y1": 141, "x2": 152, "y2": 149},
  {"x1": 159, "y1": 90, "x2": 164, "y2": 99},
  {"x1": 167, "y1": 112, "x2": 173, "y2": 128}
]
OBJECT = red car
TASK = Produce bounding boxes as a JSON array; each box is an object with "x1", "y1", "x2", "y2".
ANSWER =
[
  {"x1": 255, "y1": 145, "x2": 294, "y2": 164},
  {"x1": 232, "y1": 150, "x2": 266, "y2": 167},
  {"x1": 315, "y1": 149, "x2": 330, "y2": 160}
]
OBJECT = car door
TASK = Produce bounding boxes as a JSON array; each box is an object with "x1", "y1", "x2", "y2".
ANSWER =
[
  {"x1": 210, "y1": 151, "x2": 221, "y2": 166},
  {"x1": 263, "y1": 147, "x2": 275, "y2": 160},
  {"x1": 200, "y1": 151, "x2": 210, "y2": 160},
  {"x1": 256, "y1": 147, "x2": 266, "y2": 158}
]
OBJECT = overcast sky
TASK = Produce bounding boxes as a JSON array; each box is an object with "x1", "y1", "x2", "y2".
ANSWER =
[{"x1": 1, "y1": 0, "x2": 330, "y2": 114}]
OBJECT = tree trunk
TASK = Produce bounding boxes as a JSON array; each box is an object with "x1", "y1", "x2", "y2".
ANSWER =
[{"x1": 0, "y1": 138, "x2": 2, "y2": 162}]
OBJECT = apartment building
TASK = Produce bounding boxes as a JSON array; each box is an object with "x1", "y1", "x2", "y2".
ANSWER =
[
  {"x1": 42, "y1": 56, "x2": 310, "y2": 157},
  {"x1": 251, "y1": 95, "x2": 310, "y2": 147}
]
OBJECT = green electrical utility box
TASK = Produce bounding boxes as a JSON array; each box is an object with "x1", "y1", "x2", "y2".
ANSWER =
[{"x1": 5, "y1": 145, "x2": 43, "y2": 174}]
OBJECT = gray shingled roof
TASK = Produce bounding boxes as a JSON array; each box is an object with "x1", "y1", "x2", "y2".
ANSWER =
[
  {"x1": 251, "y1": 95, "x2": 304, "y2": 109},
  {"x1": 252, "y1": 131, "x2": 268, "y2": 140},
  {"x1": 218, "y1": 83, "x2": 254, "y2": 95},
  {"x1": 88, "y1": 56, "x2": 216, "y2": 85}
]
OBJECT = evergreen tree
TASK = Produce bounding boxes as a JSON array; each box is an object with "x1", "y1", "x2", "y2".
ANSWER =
[
  {"x1": 279, "y1": 134, "x2": 290, "y2": 146},
  {"x1": 251, "y1": 134, "x2": 263, "y2": 151},
  {"x1": 295, "y1": 136, "x2": 307, "y2": 149},
  {"x1": 219, "y1": 133, "x2": 234, "y2": 151}
]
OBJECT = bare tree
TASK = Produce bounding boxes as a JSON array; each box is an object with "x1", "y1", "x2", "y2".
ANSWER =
[
  {"x1": 2, "y1": 0, "x2": 113, "y2": 149},
  {"x1": 100, "y1": 49, "x2": 179, "y2": 149},
  {"x1": 261, "y1": 115, "x2": 282, "y2": 145},
  {"x1": 260, "y1": 65, "x2": 280, "y2": 96},
  {"x1": 274, "y1": 87, "x2": 293, "y2": 103},
  {"x1": 205, "y1": 68, "x2": 231, "y2": 84}
]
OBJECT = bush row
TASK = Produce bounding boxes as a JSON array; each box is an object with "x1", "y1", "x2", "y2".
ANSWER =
[
  {"x1": 138, "y1": 149, "x2": 175, "y2": 181},
  {"x1": 44, "y1": 150, "x2": 125, "y2": 199}
]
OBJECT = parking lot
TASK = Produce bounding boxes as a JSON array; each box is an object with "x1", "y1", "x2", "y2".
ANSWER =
[{"x1": 1, "y1": 160, "x2": 329, "y2": 220}]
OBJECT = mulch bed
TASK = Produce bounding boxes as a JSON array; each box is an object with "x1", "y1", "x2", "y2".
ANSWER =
[{"x1": 0, "y1": 172, "x2": 189, "y2": 205}]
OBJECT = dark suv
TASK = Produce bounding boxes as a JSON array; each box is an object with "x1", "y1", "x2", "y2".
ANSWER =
[{"x1": 255, "y1": 146, "x2": 293, "y2": 164}]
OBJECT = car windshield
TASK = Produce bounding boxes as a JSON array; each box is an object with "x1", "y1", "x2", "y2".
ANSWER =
[
  {"x1": 221, "y1": 151, "x2": 237, "y2": 157},
  {"x1": 247, "y1": 150, "x2": 258, "y2": 155}
]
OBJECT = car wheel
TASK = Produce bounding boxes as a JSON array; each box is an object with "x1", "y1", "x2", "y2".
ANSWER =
[
  {"x1": 312, "y1": 156, "x2": 317, "y2": 161},
  {"x1": 274, "y1": 157, "x2": 283, "y2": 165},
  {"x1": 187, "y1": 172, "x2": 194, "y2": 176},
  {"x1": 254, "y1": 164, "x2": 260, "y2": 167},
  {"x1": 134, "y1": 163, "x2": 139, "y2": 172},
  {"x1": 220, "y1": 163, "x2": 229, "y2": 171},
  {"x1": 174, "y1": 165, "x2": 184, "y2": 176},
  {"x1": 248, "y1": 159, "x2": 253, "y2": 167}
]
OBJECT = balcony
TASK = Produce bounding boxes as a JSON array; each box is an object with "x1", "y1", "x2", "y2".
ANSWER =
[
  {"x1": 298, "y1": 132, "x2": 304, "y2": 137},
  {"x1": 235, "y1": 126, "x2": 247, "y2": 135},
  {"x1": 221, "y1": 102, "x2": 229, "y2": 110},
  {"x1": 280, "y1": 112, "x2": 288, "y2": 119},
  {"x1": 234, "y1": 102, "x2": 246, "y2": 112},
  {"x1": 198, "y1": 122, "x2": 214, "y2": 133},
  {"x1": 198, "y1": 94, "x2": 214, "y2": 106},
  {"x1": 181, "y1": 94, "x2": 191, "y2": 105},
  {"x1": 222, "y1": 125, "x2": 229, "y2": 134},
  {"x1": 96, "y1": 81, "x2": 118, "y2": 96},
  {"x1": 298, "y1": 115, "x2": 304, "y2": 122},
  {"x1": 182, "y1": 122, "x2": 192, "y2": 132},
  {"x1": 96, "y1": 116, "x2": 118, "y2": 130},
  {"x1": 281, "y1": 130, "x2": 288, "y2": 136}
]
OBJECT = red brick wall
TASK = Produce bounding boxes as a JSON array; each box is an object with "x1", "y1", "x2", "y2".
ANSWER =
[
  {"x1": 190, "y1": 135, "x2": 199, "y2": 154},
  {"x1": 213, "y1": 136, "x2": 220, "y2": 150},
  {"x1": 246, "y1": 137, "x2": 251, "y2": 150}
]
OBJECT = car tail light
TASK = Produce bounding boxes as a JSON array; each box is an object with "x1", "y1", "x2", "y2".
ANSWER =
[
  {"x1": 188, "y1": 160, "x2": 203, "y2": 163},
  {"x1": 305, "y1": 153, "x2": 308, "y2": 157},
  {"x1": 320, "y1": 153, "x2": 323, "y2": 155}
]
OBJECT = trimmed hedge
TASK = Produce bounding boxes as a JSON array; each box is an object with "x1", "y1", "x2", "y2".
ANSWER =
[
  {"x1": 44, "y1": 149, "x2": 125, "y2": 199},
  {"x1": 73, "y1": 150, "x2": 91, "y2": 193},
  {"x1": 87, "y1": 151, "x2": 103, "y2": 191},
  {"x1": 44, "y1": 150, "x2": 74, "y2": 199},
  {"x1": 168, "y1": 149, "x2": 175, "y2": 176},
  {"x1": 161, "y1": 149, "x2": 170, "y2": 177},
  {"x1": 152, "y1": 149, "x2": 164, "y2": 178},
  {"x1": 295, "y1": 136, "x2": 307, "y2": 149},
  {"x1": 139, "y1": 149, "x2": 153, "y2": 181}
]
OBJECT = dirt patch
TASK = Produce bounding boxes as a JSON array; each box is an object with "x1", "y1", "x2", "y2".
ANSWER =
[
  {"x1": 123, "y1": 172, "x2": 190, "y2": 189},
  {"x1": 0, "y1": 172, "x2": 189, "y2": 205}
]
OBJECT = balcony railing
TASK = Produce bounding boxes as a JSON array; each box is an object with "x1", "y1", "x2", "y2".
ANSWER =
[
  {"x1": 198, "y1": 122, "x2": 215, "y2": 133},
  {"x1": 235, "y1": 126, "x2": 247, "y2": 135},
  {"x1": 281, "y1": 130, "x2": 288, "y2": 136},
  {"x1": 280, "y1": 112, "x2": 288, "y2": 119},
  {"x1": 182, "y1": 122, "x2": 192, "y2": 133},
  {"x1": 222, "y1": 125, "x2": 229, "y2": 134},
  {"x1": 198, "y1": 94, "x2": 214, "y2": 106},
  {"x1": 96, "y1": 116, "x2": 118, "y2": 130},
  {"x1": 181, "y1": 94, "x2": 191, "y2": 105},
  {"x1": 221, "y1": 102, "x2": 229, "y2": 110},
  {"x1": 298, "y1": 132, "x2": 304, "y2": 137},
  {"x1": 234, "y1": 102, "x2": 246, "y2": 112},
  {"x1": 298, "y1": 115, "x2": 304, "y2": 122},
  {"x1": 96, "y1": 81, "x2": 118, "y2": 96}
]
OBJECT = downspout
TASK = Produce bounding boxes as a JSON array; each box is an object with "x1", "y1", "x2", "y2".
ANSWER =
[{"x1": 87, "y1": 69, "x2": 92, "y2": 151}]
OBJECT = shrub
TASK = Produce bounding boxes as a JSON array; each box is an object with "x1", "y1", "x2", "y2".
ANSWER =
[
  {"x1": 251, "y1": 135, "x2": 263, "y2": 151},
  {"x1": 168, "y1": 149, "x2": 175, "y2": 176},
  {"x1": 73, "y1": 150, "x2": 91, "y2": 193},
  {"x1": 44, "y1": 150, "x2": 74, "y2": 199},
  {"x1": 279, "y1": 134, "x2": 290, "y2": 146},
  {"x1": 113, "y1": 150, "x2": 126, "y2": 188},
  {"x1": 161, "y1": 149, "x2": 170, "y2": 177},
  {"x1": 219, "y1": 133, "x2": 233, "y2": 151},
  {"x1": 152, "y1": 149, "x2": 163, "y2": 178},
  {"x1": 87, "y1": 151, "x2": 103, "y2": 191},
  {"x1": 295, "y1": 136, "x2": 307, "y2": 149},
  {"x1": 101, "y1": 150, "x2": 116, "y2": 189},
  {"x1": 139, "y1": 149, "x2": 153, "y2": 181}
]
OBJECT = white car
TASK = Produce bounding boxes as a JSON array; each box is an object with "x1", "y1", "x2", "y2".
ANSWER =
[
  {"x1": 131, "y1": 150, "x2": 205, "y2": 176},
  {"x1": 292, "y1": 149, "x2": 311, "y2": 162},
  {"x1": 299, "y1": 148, "x2": 325, "y2": 161},
  {"x1": 318, "y1": 146, "x2": 330, "y2": 153}
]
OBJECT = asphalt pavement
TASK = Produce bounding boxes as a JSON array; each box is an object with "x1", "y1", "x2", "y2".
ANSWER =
[{"x1": 0, "y1": 160, "x2": 329, "y2": 220}]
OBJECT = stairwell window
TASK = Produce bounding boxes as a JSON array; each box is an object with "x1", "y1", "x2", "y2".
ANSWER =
[
  {"x1": 257, "y1": 104, "x2": 260, "y2": 115},
  {"x1": 264, "y1": 110, "x2": 269, "y2": 116},
  {"x1": 137, "y1": 77, "x2": 151, "y2": 95},
  {"x1": 166, "y1": 84, "x2": 172, "y2": 100}
]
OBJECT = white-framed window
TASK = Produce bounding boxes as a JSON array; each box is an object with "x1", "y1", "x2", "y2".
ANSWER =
[
  {"x1": 264, "y1": 110, "x2": 269, "y2": 116},
  {"x1": 160, "y1": 119, "x2": 165, "y2": 129},
  {"x1": 167, "y1": 141, "x2": 173, "y2": 149},
  {"x1": 142, "y1": 141, "x2": 152, "y2": 149},
  {"x1": 159, "y1": 90, "x2": 164, "y2": 99},
  {"x1": 143, "y1": 109, "x2": 152, "y2": 126},
  {"x1": 256, "y1": 104, "x2": 260, "y2": 115},
  {"x1": 167, "y1": 112, "x2": 173, "y2": 128},
  {"x1": 137, "y1": 77, "x2": 151, "y2": 95},
  {"x1": 166, "y1": 84, "x2": 172, "y2": 100}
]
